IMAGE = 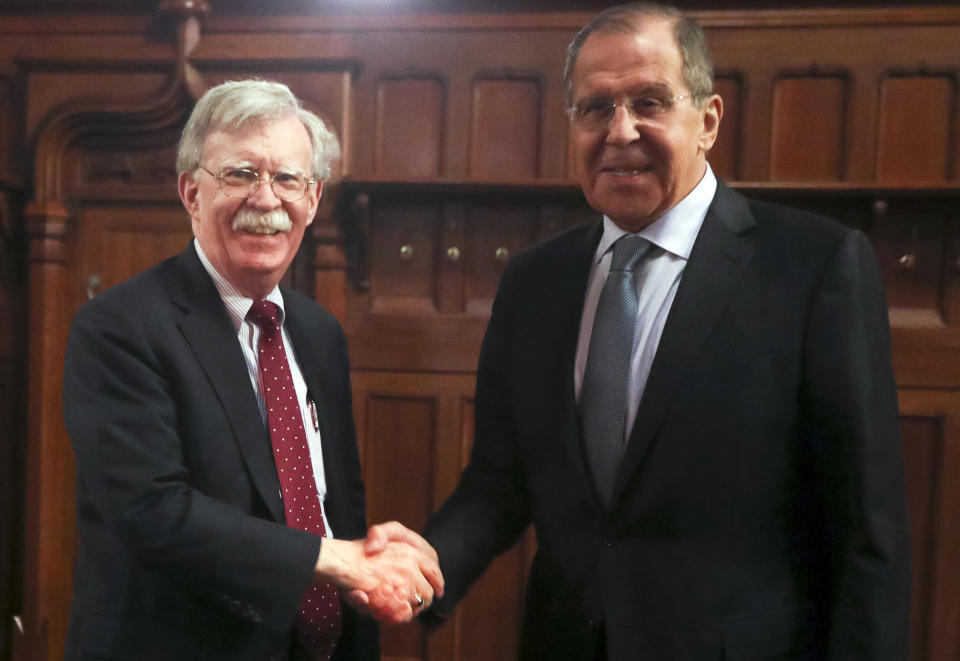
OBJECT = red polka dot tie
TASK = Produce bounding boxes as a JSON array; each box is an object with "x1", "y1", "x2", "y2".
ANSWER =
[{"x1": 248, "y1": 300, "x2": 342, "y2": 660}]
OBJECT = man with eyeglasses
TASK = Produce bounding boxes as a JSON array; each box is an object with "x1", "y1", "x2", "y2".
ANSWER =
[
  {"x1": 62, "y1": 80, "x2": 442, "y2": 661},
  {"x1": 365, "y1": 3, "x2": 910, "y2": 660}
]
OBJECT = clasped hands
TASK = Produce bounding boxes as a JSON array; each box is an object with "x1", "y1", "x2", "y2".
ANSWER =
[{"x1": 315, "y1": 521, "x2": 443, "y2": 625}]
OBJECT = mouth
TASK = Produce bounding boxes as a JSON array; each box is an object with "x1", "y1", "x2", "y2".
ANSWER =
[
  {"x1": 232, "y1": 208, "x2": 293, "y2": 236},
  {"x1": 598, "y1": 163, "x2": 653, "y2": 177},
  {"x1": 240, "y1": 226, "x2": 282, "y2": 236}
]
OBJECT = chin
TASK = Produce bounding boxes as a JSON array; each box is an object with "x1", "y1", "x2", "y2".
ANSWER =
[
  {"x1": 233, "y1": 250, "x2": 288, "y2": 275},
  {"x1": 591, "y1": 200, "x2": 660, "y2": 229}
]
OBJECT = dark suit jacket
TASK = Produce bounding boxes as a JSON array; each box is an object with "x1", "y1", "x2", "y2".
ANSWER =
[
  {"x1": 424, "y1": 182, "x2": 910, "y2": 660},
  {"x1": 62, "y1": 243, "x2": 378, "y2": 661}
]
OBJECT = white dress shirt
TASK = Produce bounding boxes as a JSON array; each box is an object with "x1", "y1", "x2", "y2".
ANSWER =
[
  {"x1": 195, "y1": 239, "x2": 332, "y2": 534},
  {"x1": 574, "y1": 164, "x2": 718, "y2": 441}
]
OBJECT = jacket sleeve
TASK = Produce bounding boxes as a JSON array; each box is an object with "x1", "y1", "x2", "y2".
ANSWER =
[{"x1": 801, "y1": 229, "x2": 911, "y2": 660}]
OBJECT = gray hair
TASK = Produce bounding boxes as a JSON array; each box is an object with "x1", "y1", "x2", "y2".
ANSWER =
[
  {"x1": 563, "y1": 2, "x2": 714, "y2": 108},
  {"x1": 176, "y1": 79, "x2": 340, "y2": 181}
]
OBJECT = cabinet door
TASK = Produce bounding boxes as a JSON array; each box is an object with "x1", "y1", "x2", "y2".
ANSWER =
[
  {"x1": 897, "y1": 391, "x2": 960, "y2": 661},
  {"x1": 351, "y1": 370, "x2": 536, "y2": 661}
]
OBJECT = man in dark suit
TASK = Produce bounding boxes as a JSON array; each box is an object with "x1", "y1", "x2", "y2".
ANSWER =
[
  {"x1": 369, "y1": 3, "x2": 910, "y2": 659},
  {"x1": 63, "y1": 80, "x2": 441, "y2": 661}
]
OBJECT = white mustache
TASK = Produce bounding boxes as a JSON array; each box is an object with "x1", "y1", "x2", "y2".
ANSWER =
[{"x1": 232, "y1": 208, "x2": 293, "y2": 235}]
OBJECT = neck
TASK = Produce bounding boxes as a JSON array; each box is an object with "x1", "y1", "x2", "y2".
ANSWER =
[{"x1": 230, "y1": 276, "x2": 279, "y2": 301}]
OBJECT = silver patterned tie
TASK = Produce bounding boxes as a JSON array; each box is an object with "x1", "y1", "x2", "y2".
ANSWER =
[{"x1": 582, "y1": 235, "x2": 651, "y2": 507}]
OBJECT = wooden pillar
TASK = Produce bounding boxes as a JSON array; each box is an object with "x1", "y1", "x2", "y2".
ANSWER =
[{"x1": 14, "y1": 200, "x2": 74, "y2": 661}]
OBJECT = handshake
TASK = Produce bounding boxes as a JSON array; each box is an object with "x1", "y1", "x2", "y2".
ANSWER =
[{"x1": 315, "y1": 521, "x2": 444, "y2": 625}]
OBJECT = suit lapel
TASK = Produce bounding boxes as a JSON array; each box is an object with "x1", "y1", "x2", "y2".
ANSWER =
[
  {"x1": 555, "y1": 222, "x2": 606, "y2": 507},
  {"x1": 165, "y1": 244, "x2": 286, "y2": 523},
  {"x1": 611, "y1": 183, "x2": 757, "y2": 505}
]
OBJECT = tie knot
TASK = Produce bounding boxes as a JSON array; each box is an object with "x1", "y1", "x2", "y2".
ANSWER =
[
  {"x1": 248, "y1": 299, "x2": 281, "y2": 332},
  {"x1": 610, "y1": 235, "x2": 650, "y2": 272}
]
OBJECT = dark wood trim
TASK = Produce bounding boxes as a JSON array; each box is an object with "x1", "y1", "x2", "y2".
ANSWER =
[
  {"x1": 3, "y1": 7, "x2": 960, "y2": 34},
  {"x1": 341, "y1": 177, "x2": 960, "y2": 195}
]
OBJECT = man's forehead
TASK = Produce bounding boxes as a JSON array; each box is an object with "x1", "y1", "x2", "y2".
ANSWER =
[
  {"x1": 578, "y1": 19, "x2": 681, "y2": 68},
  {"x1": 202, "y1": 117, "x2": 312, "y2": 162},
  {"x1": 573, "y1": 24, "x2": 683, "y2": 95},
  {"x1": 207, "y1": 116, "x2": 305, "y2": 141}
]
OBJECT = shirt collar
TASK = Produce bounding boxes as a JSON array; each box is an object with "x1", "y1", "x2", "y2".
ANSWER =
[
  {"x1": 194, "y1": 238, "x2": 285, "y2": 332},
  {"x1": 594, "y1": 162, "x2": 717, "y2": 263}
]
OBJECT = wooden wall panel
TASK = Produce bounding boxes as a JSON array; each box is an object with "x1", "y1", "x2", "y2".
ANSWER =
[
  {"x1": 78, "y1": 145, "x2": 178, "y2": 191},
  {"x1": 710, "y1": 74, "x2": 742, "y2": 181},
  {"x1": 376, "y1": 78, "x2": 445, "y2": 179},
  {"x1": 927, "y1": 412, "x2": 960, "y2": 661},
  {"x1": 901, "y1": 415, "x2": 940, "y2": 661},
  {"x1": 78, "y1": 206, "x2": 192, "y2": 299},
  {"x1": 342, "y1": 187, "x2": 590, "y2": 374},
  {"x1": 369, "y1": 202, "x2": 440, "y2": 313},
  {"x1": 770, "y1": 75, "x2": 848, "y2": 181},
  {"x1": 0, "y1": 189, "x2": 23, "y2": 661},
  {"x1": 360, "y1": 393, "x2": 435, "y2": 661},
  {"x1": 24, "y1": 72, "x2": 168, "y2": 138},
  {"x1": 361, "y1": 394, "x2": 436, "y2": 531},
  {"x1": 439, "y1": 386, "x2": 526, "y2": 661},
  {"x1": 0, "y1": 355, "x2": 20, "y2": 661},
  {"x1": 434, "y1": 203, "x2": 466, "y2": 315},
  {"x1": 945, "y1": 216, "x2": 960, "y2": 327},
  {"x1": 356, "y1": 377, "x2": 528, "y2": 661},
  {"x1": 0, "y1": 194, "x2": 19, "y2": 376},
  {"x1": 876, "y1": 75, "x2": 956, "y2": 184},
  {"x1": 869, "y1": 201, "x2": 949, "y2": 327},
  {"x1": 898, "y1": 392, "x2": 960, "y2": 661},
  {"x1": 464, "y1": 204, "x2": 536, "y2": 314},
  {"x1": 469, "y1": 78, "x2": 541, "y2": 179},
  {"x1": 0, "y1": 77, "x2": 20, "y2": 183},
  {"x1": 358, "y1": 194, "x2": 582, "y2": 321}
]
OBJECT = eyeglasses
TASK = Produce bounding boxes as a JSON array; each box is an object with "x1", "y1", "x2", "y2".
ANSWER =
[
  {"x1": 567, "y1": 94, "x2": 688, "y2": 129},
  {"x1": 199, "y1": 165, "x2": 317, "y2": 202}
]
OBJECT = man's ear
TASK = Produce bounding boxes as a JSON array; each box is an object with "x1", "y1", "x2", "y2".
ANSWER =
[
  {"x1": 699, "y1": 94, "x2": 723, "y2": 153},
  {"x1": 178, "y1": 171, "x2": 201, "y2": 220},
  {"x1": 305, "y1": 180, "x2": 323, "y2": 227}
]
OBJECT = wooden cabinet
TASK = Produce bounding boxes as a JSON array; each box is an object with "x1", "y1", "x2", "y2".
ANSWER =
[{"x1": 351, "y1": 371, "x2": 536, "y2": 661}]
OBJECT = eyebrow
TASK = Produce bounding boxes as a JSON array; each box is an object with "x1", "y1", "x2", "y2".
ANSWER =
[
  {"x1": 218, "y1": 162, "x2": 309, "y2": 176},
  {"x1": 575, "y1": 82, "x2": 676, "y2": 103}
]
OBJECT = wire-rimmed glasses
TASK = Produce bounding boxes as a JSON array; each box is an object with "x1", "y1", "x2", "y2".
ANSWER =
[
  {"x1": 567, "y1": 93, "x2": 688, "y2": 129},
  {"x1": 200, "y1": 165, "x2": 317, "y2": 202}
]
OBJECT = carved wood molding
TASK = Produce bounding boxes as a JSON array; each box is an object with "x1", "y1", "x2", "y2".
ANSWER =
[
  {"x1": 0, "y1": 69, "x2": 26, "y2": 191},
  {"x1": 25, "y1": 0, "x2": 209, "y2": 264},
  {"x1": 26, "y1": 75, "x2": 193, "y2": 262},
  {"x1": 199, "y1": 6, "x2": 960, "y2": 32}
]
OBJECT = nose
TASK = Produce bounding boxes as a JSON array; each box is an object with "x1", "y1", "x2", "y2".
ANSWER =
[
  {"x1": 605, "y1": 104, "x2": 641, "y2": 147},
  {"x1": 245, "y1": 177, "x2": 283, "y2": 210}
]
